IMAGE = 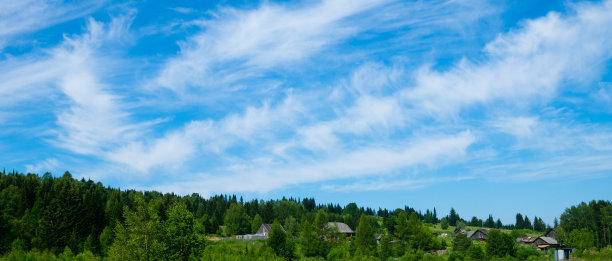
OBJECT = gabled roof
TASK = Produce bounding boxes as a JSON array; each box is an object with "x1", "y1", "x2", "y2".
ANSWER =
[
  {"x1": 257, "y1": 224, "x2": 286, "y2": 234},
  {"x1": 454, "y1": 228, "x2": 466, "y2": 234},
  {"x1": 537, "y1": 236, "x2": 558, "y2": 245},
  {"x1": 467, "y1": 229, "x2": 490, "y2": 240},
  {"x1": 545, "y1": 229, "x2": 555, "y2": 238},
  {"x1": 326, "y1": 222, "x2": 354, "y2": 234}
]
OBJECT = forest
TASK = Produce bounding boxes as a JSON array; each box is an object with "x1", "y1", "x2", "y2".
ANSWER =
[{"x1": 0, "y1": 170, "x2": 610, "y2": 260}]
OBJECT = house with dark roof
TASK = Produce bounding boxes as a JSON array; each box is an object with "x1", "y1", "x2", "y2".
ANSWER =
[
  {"x1": 466, "y1": 229, "x2": 489, "y2": 241},
  {"x1": 454, "y1": 228, "x2": 467, "y2": 234},
  {"x1": 533, "y1": 236, "x2": 559, "y2": 250},
  {"x1": 545, "y1": 229, "x2": 555, "y2": 238}
]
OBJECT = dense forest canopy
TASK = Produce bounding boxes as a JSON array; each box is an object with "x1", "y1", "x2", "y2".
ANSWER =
[{"x1": 0, "y1": 170, "x2": 610, "y2": 260}]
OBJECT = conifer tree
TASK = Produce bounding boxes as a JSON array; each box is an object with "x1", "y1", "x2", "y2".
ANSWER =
[{"x1": 355, "y1": 214, "x2": 376, "y2": 256}]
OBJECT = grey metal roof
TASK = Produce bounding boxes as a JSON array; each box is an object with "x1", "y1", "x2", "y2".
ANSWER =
[
  {"x1": 326, "y1": 222, "x2": 354, "y2": 233},
  {"x1": 538, "y1": 236, "x2": 558, "y2": 245},
  {"x1": 257, "y1": 224, "x2": 286, "y2": 234}
]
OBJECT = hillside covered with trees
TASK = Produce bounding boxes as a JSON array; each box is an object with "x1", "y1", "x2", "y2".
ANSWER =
[{"x1": 0, "y1": 170, "x2": 610, "y2": 260}]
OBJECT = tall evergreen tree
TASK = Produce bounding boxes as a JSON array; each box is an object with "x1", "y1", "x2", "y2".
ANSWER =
[{"x1": 355, "y1": 214, "x2": 376, "y2": 256}]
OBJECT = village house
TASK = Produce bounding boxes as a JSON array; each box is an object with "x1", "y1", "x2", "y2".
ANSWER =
[
  {"x1": 257, "y1": 223, "x2": 286, "y2": 237},
  {"x1": 326, "y1": 222, "x2": 355, "y2": 239},
  {"x1": 237, "y1": 223, "x2": 286, "y2": 240},
  {"x1": 515, "y1": 228, "x2": 572, "y2": 260},
  {"x1": 454, "y1": 228, "x2": 467, "y2": 234},
  {"x1": 466, "y1": 229, "x2": 489, "y2": 241}
]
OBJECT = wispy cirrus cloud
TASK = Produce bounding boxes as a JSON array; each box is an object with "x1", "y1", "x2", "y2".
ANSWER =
[
  {"x1": 2, "y1": 0, "x2": 612, "y2": 202},
  {"x1": 155, "y1": 0, "x2": 496, "y2": 94},
  {"x1": 0, "y1": 0, "x2": 104, "y2": 49}
]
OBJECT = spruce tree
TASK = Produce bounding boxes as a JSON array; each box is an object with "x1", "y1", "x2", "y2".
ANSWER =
[{"x1": 355, "y1": 214, "x2": 376, "y2": 256}]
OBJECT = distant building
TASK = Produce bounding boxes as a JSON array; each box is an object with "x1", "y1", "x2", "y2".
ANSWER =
[
  {"x1": 326, "y1": 222, "x2": 355, "y2": 238},
  {"x1": 545, "y1": 229, "x2": 555, "y2": 238},
  {"x1": 533, "y1": 236, "x2": 559, "y2": 250},
  {"x1": 517, "y1": 236, "x2": 538, "y2": 244},
  {"x1": 256, "y1": 223, "x2": 286, "y2": 237},
  {"x1": 466, "y1": 229, "x2": 489, "y2": 241},
  {"x1": 454, "y1": 228, "x2": 467, "y2": 234}
]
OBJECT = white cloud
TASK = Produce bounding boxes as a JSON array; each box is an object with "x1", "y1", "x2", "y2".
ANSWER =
[
  {"x1": 493, "y1": 116, "x2": 538, "y2": 138},
  {"x1": 157, "y1": 0, "x2": 389, "y2": 92},
  {"x1": 150, "y1": 131, "x2": 475, "y2": 195},
  {"x1": 402, "y1": 0, "x2": 612, "y2": 116},
  {"x1": 25, "y1": 158, "x2": 59, "y2": 174},
  {"x1": 0, "y1": 0, "x2": 103, "y2": 43}
]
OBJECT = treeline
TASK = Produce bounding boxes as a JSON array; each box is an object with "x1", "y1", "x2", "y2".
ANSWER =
[{"x1": 0, "y1": 170, "x2": 610, "y2": 260}]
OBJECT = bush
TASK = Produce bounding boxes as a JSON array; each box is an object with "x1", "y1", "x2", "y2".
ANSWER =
[
  {"x1": 327, "y1": 244, "x2": 351, "y2": 261},
  {"x1": 447, "y1": 252, "x2": 464, "y2": 261},
  {"x1": 485, "y1": 230, "x2": 515, "y2": 258},
  {"x1": 453, "y1": 233, "x2": 472, "y2": 253},
  {"x1": 465, "y1": 244, "x2": 484, "y2": 261},
  {"x1": 514, "y1": 244, "x2": 541, "y2": 261}
]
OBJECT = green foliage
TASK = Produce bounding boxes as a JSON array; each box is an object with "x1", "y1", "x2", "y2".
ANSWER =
[
  {"x1": 448, "y1": 208, "x2": 460, "y2": 227},
  {"x1": 455, "y1": 221, "x2": 467, "y2": 231},
  {"x1": 355, "y1": 214, "x2": 376, "y2": 256},
  {"x1": 452, "y1": 233, "x2": 472, "y2": 252},
  {"x1": 267, "y1": 220, "x2": 294, "y2": 259},
  {"x1": 223, "y1": 203, "x2": 250, "y2": 236},
  {"x1": 107, "y1": 195, "x2": 166, "y2": 261},
  {"x1": 165, "y1": 203, "x2": 200, "y2": 260},
  {"x1": 485, "y1": 230, "x2": 515, "y2": 258},
  {"x1": 98, "y1": 226, "x2": 113, "y2": 256},
  {"x1": 514, "y1": 244, "x2": 541, "y2": 261},
  {"x1": 378, "y1": 235, "x2": 392, "y2": 261},
  {"x1": 447, "y1": 252, "x2": 464, "y2": 261},
  {"x1": 1, "y1": 170, "x2": 611, "y2": 260},
  {"x1": 326, "y1": 244, "x2": 351, "y2": 261},
  {"x1": 568, "y1": 228, "x2": 595, "y2": 252},
  {"x1": 251, "y1": 214, "x2": 263, "y2": 234},
  {"x1": 465, "y1": 244, "x2": 484, "y2": 261},
  {"x1": 560, "y1": 200, "x2": 612, "y2": 248},
  {"x1": 300, "y1": 219, "x2": 329, "y2": 258},
  {"x1": 314, "y1": 209, "x2": 328, "y2": 229},
  {"x1": 440, "y1": 217, "x2": 449, "y2": 230}
]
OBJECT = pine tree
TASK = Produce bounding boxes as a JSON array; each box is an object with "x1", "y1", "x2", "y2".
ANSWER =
[
  {"x1": 448, "y1": 208, "x2": 459, "y2": 226},
  {"x1": 484, "y1": 215, "x2": 495, "y2": 228},
  {"x1": 355, "y1": 214, "x2": 376, "y2": 256},
  {"x1": 515, "y1": 213, "x2": 524, "y2": 229}
]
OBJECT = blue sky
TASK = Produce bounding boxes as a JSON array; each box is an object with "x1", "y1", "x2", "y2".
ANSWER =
[{"x1": 1, "y1": 0, "x2": 612, "y2": 225}]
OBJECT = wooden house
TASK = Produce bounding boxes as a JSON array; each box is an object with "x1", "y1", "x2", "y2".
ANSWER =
[
  {"x1": 466, "y1": 229, "x2": 489, "y2": 241},
  {"x1": 326, "y1": 222, "x2": 355, "y2": 238},
  {"x1": 545, "y1": 229, "x2": 555, "y2": 238}
]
